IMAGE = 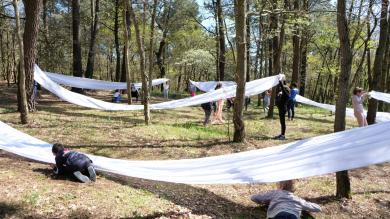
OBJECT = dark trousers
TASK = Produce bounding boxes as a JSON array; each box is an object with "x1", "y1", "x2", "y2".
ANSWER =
[
  {"x1": 278, "y1": 106, "x2": 287, "y2": 135},
  {"x1": 272, "y1": 212, "x2": 298, "y2": 219},
  {"x1": 287, "y1": 99, "x2": 295, "y2": 119},
  {"x1": 204, "y1": 109, "x2": 212, "y2": 125}
]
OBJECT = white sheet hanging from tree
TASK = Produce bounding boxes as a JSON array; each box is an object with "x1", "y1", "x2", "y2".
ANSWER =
[
  {"x1": 33, "y1": 65, "x2": 281, "y2": 111},
  {"x1": 0, "y1": 120, "x2": 389, "y2": 184},
  {"x1": 45, "y1": 71, "x2": 169, "y2": 90}
]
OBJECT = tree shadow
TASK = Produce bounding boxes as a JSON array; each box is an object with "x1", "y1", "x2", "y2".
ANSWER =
[
  {"x1": 102, "y1": 173, "x2": 267, "y2": 218},
  {"x1": 0, "y1": 202, "x2": 23, "y2": 218}
]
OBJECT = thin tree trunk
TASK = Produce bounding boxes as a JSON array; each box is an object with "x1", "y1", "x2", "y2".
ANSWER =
[
  {"x1": 335, "y1": 0, "x2": 353, "y2": 199},
  {"x1": 23, "y1": 0, "x2": 42, "y2": 111},
  {"x1": 71, "y1": 0, "x2": 83, "y2": 93},
  {"x1": 123, "y1": 0, "x2": 132, "y2": 104},
  {"x1": 367, "y1": 0, "x2": 389, "y2": 124},
  {"x1": 246, "y1": 2, "x2": 250, "y2": 82},
  {"x1": 14, "y1": 0, "x2": 28, "y2": 124},
  {"x1": 129, "y1": 1, "x2": 150, "y2": 125},
  {"x1": 85, "y1": 0, "x2": 100, "y2": 79},
  {"x1": 216, "y1": 0, "x2": 225, "y2": 81},
  {"x1": 114, "y1": 0, "x2": 121, "y2": 81},
  {"x1": 291, "y1": 0, "x2": 300, "y2": 84},
  {"x1": 148, "y1": 0, "x2": 158, "y2": 90},
  {"x1": 233, "y1": 0, "x2": 246, "y2": 142}
]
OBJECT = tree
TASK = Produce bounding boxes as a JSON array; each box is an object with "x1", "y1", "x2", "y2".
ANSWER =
[
  {"x1": 23, "y1": 0, "x2": 42, "y2": 111},
  {"x1": 291, "y1": 0, "x2": 300, "y2": 85},
  {"x1": 114, "y1": 0, "x2": 121, "y2": 82},
  {"x1": 148, "y1": 0, "x2": 158, "y2": 90},
  {"x1": 71, "y1": 0, "x2": 83, "y2": 93},
  {"x1": 335, "y1": 0, "x2": 353, "y2": 199},
  {"x1": 216, "y1": 0, "x2": 225, "y2": 81},
  {"x1": 85, "y1": 0, "x2": 100, "y2": 79},
  {"x1": 233, "y1": 0, "x2": 246, "y2": 142},
  {"x1": 129, "y1": 1, "x2": 150, "y2": 125},
  {"x1": 123, "y1": 0, "x2": 132, "y2": 104},
  {"x1": 13, "y1": 0, "x2": 28, "y2": 124},
  {"x1": 367, "y1": 0, "x2": 389, "y2": 124}
]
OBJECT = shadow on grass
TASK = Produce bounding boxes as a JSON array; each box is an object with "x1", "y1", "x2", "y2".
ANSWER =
[
  {"x1": 32, "y1": 168, "x2": 82, "y2": 183},
  {"x1": 103, "y1": 173, "x2": 267, "y2": 218},
  {"x1": 0, "y1": 202, "x2": 23, "y2": 218}
]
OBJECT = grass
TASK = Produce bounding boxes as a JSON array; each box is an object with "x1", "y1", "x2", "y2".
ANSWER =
[{"x1": 0, "y1": 82, "x2": 389, "y2": 218}]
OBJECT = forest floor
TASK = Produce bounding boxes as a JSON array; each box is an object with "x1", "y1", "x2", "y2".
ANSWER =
[{"x1": 0, "y1": 82, "x2": 389, "y2": 219}]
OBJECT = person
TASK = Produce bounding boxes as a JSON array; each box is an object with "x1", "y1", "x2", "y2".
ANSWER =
[
  {"x1": 201, "y1": 101, "x2": 217, "y2": 125},
  {"x1": 287, "y1": 83, "x2": 299, "y2": 120},
  {"x1": 212, "y1": 83, "x2": 225, "y2": 124},
  {"x1": 274, "y1": 76, "x2": 290, "y2": 140},
  {"x1": 263, "y1": 89, "x2": 272, "y2": 114},
  {"x1": 251, "y1": 180, "x2": 321, "y2": 219},
  {"x1": 112, "y1": 89, "x2": 122, "y2": 103},
  {"x1": 189, "y1": 83, "x2": 197, "y2": 97},
  {"x1": 352, "y1": 87, "x2": 368, "y2": 127},
  {"x1": 163, "y1": 81, "x2": 170, "y2": 99},
  {"x1": 131, "y1": 84, "x2": 140, "y2": 102},
  {"x1": 52, "y1": 143, "x2": 96, "y2": 183}
]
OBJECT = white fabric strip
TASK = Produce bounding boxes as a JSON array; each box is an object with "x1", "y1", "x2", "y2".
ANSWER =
[
  {"x1": 189, "y1": 80, "x2": 236, "y2": 92},
  {"x1": 1, "y1": 120, "x2": 389, "y2": 184},
  {"x1": 369, "y1": 91, "x2": 390, "y2": 104},
  {"x1": 33, "y1": 65, "x2": 281, "y2": 111},
  {"x1": 45, "y1": 71, "x2": 169, "y2": 90}
]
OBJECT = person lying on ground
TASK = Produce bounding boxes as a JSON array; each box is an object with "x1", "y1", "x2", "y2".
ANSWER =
[
  {"x1": 52, "y1": 143, "x2": 96, "y2": 183},
  {"x1": 251, "y1": 180, "x2": 321, "y2": 219}
]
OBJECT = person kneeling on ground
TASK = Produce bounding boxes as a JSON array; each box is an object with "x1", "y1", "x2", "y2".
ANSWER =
[
  {"x1": 112, "y1": 89, "x2": 122, "y2": 103},
  {"x1": 52, "y1": 143, "x2": 97, "y2": 183},
  {"x1": 251, "y1": 180, "x2": 321, "y2": 219}
]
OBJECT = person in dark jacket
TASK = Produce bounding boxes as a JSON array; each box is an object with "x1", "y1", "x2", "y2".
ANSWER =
[
  {"x1": 287, "y1": 83, "x2": 299, "y2": 120},
  {"x1": 201, "y1": 101, "x2": 217, "y2": 125},
  {"x1": 274, "y1": 78, "x2": 290, "y2": 140},
  {"x1": 52, "y1": 143, "x2": 96, "y2": 183}
]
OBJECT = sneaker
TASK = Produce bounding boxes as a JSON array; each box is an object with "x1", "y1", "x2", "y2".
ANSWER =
[
  {"x1": 277, "y1": 135, "x2": 286, "y2": 140},
  {"x1": 273, "y1": 135, "x2": 282, "y2": 140},
  {"x1": 88, "y1": 166, "x2": 97, "y2": 182}
]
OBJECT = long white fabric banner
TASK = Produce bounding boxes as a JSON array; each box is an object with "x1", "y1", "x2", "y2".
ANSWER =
[
  {"x1": 189, "y1": 80, "x2": 236, "y2": 92},
  {"x1": 369, "y1": 91, "x2": 390, "y2": 104},
  {"x1": 34, "y1": 65, "x2": 281, "y2": 111},
  {"x1": 1, "y1": 120, "x2": 389, "y2": 184},
  {"x1": 45, "y1": 71, "x2": 169, "y2": 90}
]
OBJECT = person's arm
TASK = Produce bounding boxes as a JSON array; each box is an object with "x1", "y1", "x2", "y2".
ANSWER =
[
  {"x1": 300, "y1": 198, "x2": 322, "y2": 212},
  {"x1": 54, "y1": 155, "x2": 66, "y2": 175},
  {"x1": 251, "y1": 190, "x2": 276, "y2": 203}
]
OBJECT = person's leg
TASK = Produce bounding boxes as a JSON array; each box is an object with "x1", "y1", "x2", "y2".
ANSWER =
[
  {"x1": 291, "y1": 100, "x2": 295, "y2": 120},
  {"x1": 204, "y1": 109, "x2": 211, "y2": 125},
  {"x1": 354, "y1": 112, "x2": 364, "y2": 127},
  {"x1": 362, "y1": 113, "x2": 368, "y2": 126},
  {"x1": 73, "y1": 171, "x2": 91, "y2": 183},
  {"x1": 273, "y1": 212, "x2": 298, "y2": 219},
  {"x1": 279, "y1": 107, "x2": 286, "y2": 136},
  {"x1": 87, "y1": 165, "x2": 97, "y2": 182},
  {"x1": 287, "y1": 100, "x2": 292, "y2": 119}
]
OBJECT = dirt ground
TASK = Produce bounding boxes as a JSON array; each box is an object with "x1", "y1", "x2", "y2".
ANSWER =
[{"x1": 0, "y1": 82, "x2": 389, "y2": 218}]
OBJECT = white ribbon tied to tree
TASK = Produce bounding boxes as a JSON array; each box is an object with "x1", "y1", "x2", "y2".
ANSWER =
[{"x1": 0, "y1": 120, "x2": 390, "y2": 184}]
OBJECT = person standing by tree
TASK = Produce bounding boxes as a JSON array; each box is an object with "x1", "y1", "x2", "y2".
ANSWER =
[
  {"x1": 352, "y1": 87, "x2": 368, "y2": 127},
  {"x1": 263, "y1": 89, "x2": 272, "y2": 114},
  {"x1": 212, "y1": 83, "x2": 225, "y2": 124},
  {"x1": 163, "y1": 81, "x2": 170, "y2": 99},
  {"x1": 287, "y1": 83, "x2": 299, "y2": 121},
  {"x1": 274, "y1": 76, "x2": 290, "y2": 140}
]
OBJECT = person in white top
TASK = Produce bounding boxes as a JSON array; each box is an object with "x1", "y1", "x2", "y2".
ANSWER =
[
  {"x1": 352, "y1": 87, "x2": 368, "y2": 127},
  {"x1": 163, "y1": 81, "x2": 170, "y2": 99}
]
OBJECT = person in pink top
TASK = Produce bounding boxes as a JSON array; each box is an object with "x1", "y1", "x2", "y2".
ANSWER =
[
  {"x1": 212, "y1": 83, "x2": 225, "y2": 124},
  {"x1": 352, "y1": 87, "x2": 368, "y2": 127}
]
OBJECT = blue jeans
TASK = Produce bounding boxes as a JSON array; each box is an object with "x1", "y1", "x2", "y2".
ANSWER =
[
  {"x1": 287, "y1": 99, "x2": 296, "y2": 119},
  {"x1": 272, "y1": 212, "x2": 298, "y2": 219}
]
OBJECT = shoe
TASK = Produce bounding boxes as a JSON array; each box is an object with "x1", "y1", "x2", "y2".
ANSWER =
[
  {"x1": 88, "y1": 166, "x2": 97, "y2": 182},
  {"x1": 273, "y1": 135, "x2": 282, "y2": 139},
  {"x1": 277, "y1": 135, "x2": 286, "y2": 140}
]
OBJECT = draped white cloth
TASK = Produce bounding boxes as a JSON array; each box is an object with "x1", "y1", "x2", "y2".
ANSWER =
[
  {"x1": 34, "y1": 65, "x2": 281, "y2": 111},
  {"x1": 1, "y1": 119, "x2": 389, "y2": 184},
  {"x1": 45, "y1": 71, "x2": 169, "y2": 90},
  {"x1": 189, "y1": 80, "x2": 236, "y2": 92},
  {"x1": 369, "y1": 91, "x2": 390, "y2": 104}
]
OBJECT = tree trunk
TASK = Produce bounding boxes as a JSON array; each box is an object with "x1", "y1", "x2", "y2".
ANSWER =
[
  {"x1": 291, "y1": 0, "x2": 300, "y2": 84},
  {"x1": 23, "y1": 0, "x2": 42, "y2": 111},
  {"x1": 156, "y1": 34, "x2": 166, "y2": 86},
  {"x1": 246, "y1": 2, "x2": 250, "y2": 82},
  {"x1": 129, "y1": 1, "x2": 150, "y2": 125},
  {"x1": 71, "y1": 0, "x2": 83, "y2": 93},
  {"x1": 216, "y1": 0, "x2": 225, "y2": 81},
  {"x1": 335, "y1": 0, "x2": 353, "y2": 199},
  {"x1": 85, "y1": 0, "x2": 100, "y2": 79},
  {"x1": 233, "y1": 0, "x2": 246, "y2": 142},
  {"x1": 379, "y1": 20, "x2": 390, "y2": 111},
  {"x1": 114, "y1": 0, "x2": 121, "y2": 82},
  {"x1": 14, "y1": 0, "x2": 29, "y2": 124},
  {"x1": 367, "y1": 0, "x2": 389, "y2": 124},
  {"x1": 148, "y1": 0, "x2": 158, "y2": 90},
  {"x1": 123, "y1": 0, "x2": 132, "y2": 105}
]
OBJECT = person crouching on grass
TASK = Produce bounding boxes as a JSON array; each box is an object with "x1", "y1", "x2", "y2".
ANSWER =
[
  {"x1": 251, "y1": 180, "x2": 321, "y2": 219},
  {"x1": 52, "y1": 143, "x2": 96, "y2": 183}
]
